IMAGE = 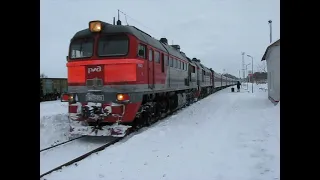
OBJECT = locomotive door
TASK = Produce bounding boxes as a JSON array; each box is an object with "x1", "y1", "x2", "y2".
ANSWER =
[
  {"x1": 148, "y1": 48, "x2": 155, "y2": 89},
  {"x1": 188, "y1": 64, "x2": 192, "y2": 83},
  {"x1": 212, "y1": 72, "x2": 215, "y2": 88},
  {"x1": 161, "y1": 53, "x2": 165, "y2": 86}
]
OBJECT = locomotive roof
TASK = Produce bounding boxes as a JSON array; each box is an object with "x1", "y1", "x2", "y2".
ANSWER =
[
  {"x1": 192, "y1": 61, "x2": 210, "y2": 72},
  {"x1": 72, "y1": 24, "x2": 188, "y2": 61},
  {"x1": 180, "y1": 51, "x2": 196, "y2": 66},
  {"x1": 214, "y1": 71, "x2": 222, "y2": 77},
  {"x1": 199, "y1": 63, "x2": 211, "y2": 72}
]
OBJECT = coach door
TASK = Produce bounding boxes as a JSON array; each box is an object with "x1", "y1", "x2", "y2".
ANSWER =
[{"x1": 148, "y1": 48, "x2": 155, "y2": 89}]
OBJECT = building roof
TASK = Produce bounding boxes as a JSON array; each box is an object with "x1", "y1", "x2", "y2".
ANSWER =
[{"x1": 261, "y1": 39, "x2": 280, "y2": 61}]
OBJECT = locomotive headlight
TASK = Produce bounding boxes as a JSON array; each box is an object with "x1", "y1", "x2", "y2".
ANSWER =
[
  {"x1": 69, "y1": 94, "x2": 74, "y2": 101},
  {"x1": 116, "y1": 93, "x2": 130, "y2": 101},
  {"x1": 89, "y1": 21, "x2": 102, "y2": 32},
  {"x1": 61, "y1": 93, "x2": 76, "y2": 103}
]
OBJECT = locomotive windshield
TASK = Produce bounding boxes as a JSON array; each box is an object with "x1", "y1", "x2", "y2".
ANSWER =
[
  {"x1": 98, "y1": 34, "x2": 129, "y2": 57},
  {"x1": 69, "y1": 38, "x2": 94, "y2": 59}
]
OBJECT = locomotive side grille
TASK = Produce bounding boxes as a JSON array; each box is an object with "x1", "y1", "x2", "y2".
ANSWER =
[{"x1": 86, "y1": 78, "x2": 103, "y2": 87}]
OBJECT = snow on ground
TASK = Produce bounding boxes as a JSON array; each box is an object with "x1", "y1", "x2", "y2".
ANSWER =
[
  {"x1": 41, "y1": 83, "x2": 280, "y2": 180},
  {"x1": 41, "y1": 136, "x2": 117, "y2": 175},
  {"x1": 40, "y1": 100, "x2": 71, "y2": 150}
]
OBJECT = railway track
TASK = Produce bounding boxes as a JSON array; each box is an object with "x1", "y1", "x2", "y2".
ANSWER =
[
  {"x1": 40, "y1": 136, "x2": 123, "y2": 178},
  {"x1": 40, "y1": 136, "x2": 84, "y2": 152},
  {"x1": 40, "y1": 87, "x2": 231, "y2": 179}
]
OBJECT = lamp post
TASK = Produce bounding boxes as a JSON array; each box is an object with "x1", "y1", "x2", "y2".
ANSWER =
[
  {"x1": 245, "y1": 63, "x2": 251, "y2": 90},
  {"x1": 247, "y1": 55, "x2": 254, "y2": 93}
]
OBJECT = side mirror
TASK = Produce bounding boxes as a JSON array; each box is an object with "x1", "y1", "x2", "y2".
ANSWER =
[
  {"x1": 66, "y1": 56, "x2": 69, "y2": 61},
  {"x1": 138, "y1": 50, "x2": 144, "y2": 57}
]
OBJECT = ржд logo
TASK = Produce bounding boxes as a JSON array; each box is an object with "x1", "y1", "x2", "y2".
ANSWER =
[{"x1": 88, "y1": 66, "x2": 102, "y2": 74}]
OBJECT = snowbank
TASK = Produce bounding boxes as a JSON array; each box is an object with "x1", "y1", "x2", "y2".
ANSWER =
[{"x1": 40, "y1": 101, "x2": 70, "y2": 149}]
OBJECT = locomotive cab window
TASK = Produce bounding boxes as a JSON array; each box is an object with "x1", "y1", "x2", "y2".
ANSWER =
[
  {"x1": 69, "y1": 38, "x2": 94, "y2": 59},
  {"x1": 98, "y1": 34, "x2": 129, "y2": 57}
]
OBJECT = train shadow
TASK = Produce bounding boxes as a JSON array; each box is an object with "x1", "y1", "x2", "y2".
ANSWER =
[
  {"x1": 118, "y1": 104, "x2": 192, "y2": 144},
  {"x1": 78, "y1": 136, "x2": 119, "y2": 144}
]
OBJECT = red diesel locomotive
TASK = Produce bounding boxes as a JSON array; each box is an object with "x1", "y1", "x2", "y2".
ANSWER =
[{"x1": 62, "y1": 20, "x2": 236, "y2": 137}]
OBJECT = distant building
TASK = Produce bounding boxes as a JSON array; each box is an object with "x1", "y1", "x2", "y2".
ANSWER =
[{"x1": 261, "y1": 39, "x2": 280, "y2": 104}]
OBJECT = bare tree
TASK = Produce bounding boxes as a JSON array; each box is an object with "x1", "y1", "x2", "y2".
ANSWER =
[
  {"x1": 40, "y1": 73, "x2": 48, "y2": 78},
  {"x1": 256, "y1": 63, "x2": 267, "y2": 73}
]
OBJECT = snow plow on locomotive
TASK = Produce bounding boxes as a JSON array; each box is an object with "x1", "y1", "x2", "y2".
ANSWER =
[{"x1": 62, "y1": 20, "x2": 237, "y2": 137}]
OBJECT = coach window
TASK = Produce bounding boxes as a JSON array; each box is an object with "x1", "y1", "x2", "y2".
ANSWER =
[
  {"x1": 179, "y1": 61, "x2": 182, "y2": 69},
  {"x1": 155, "y1": 51, "x2": 160, "y2": 63},
  {"x1": 170, "y1": 57, "x2": 173, "y2": 67},
  {"x1": 138, "y1": 44, "x2": 146, "y2": 59},
  {"x1": 149, "y1": 49, "x2": 153, "y2": 61},
  {"x1": 175, "y1": 59, "x2": 178, "y2": 68}
]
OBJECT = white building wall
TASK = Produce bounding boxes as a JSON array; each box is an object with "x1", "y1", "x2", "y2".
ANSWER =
[{"x1": 266, "y1": 45, "x2": 280, "y2": 102}]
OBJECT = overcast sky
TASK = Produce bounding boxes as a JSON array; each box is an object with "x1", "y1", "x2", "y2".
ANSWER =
[{"x1": 40, "y1": 0, "x2": 280, "y2": 78}]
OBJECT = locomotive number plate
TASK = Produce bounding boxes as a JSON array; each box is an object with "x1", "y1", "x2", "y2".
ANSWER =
[{"x1": 86, "y1": 93, "x2": 104, "y2": 101}]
